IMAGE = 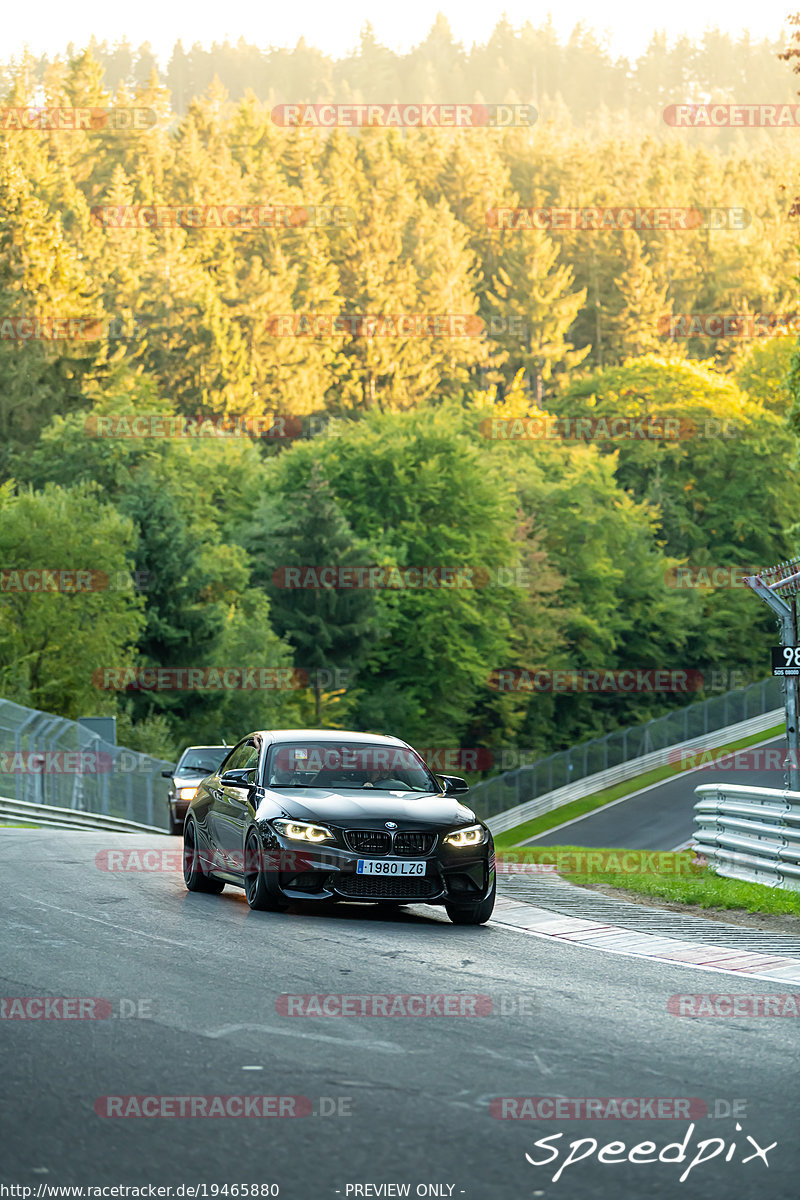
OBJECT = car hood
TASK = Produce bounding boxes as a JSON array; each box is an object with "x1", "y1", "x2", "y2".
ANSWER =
[
  {"x1": 174, "y1": 772, "x2": 210, "y2": 785},
  {"x1": 258, "y1": 787, "x2": 476, "y2": 828}
]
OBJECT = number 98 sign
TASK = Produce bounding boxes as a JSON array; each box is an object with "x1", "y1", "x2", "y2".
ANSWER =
[{"x1": 771, "y1": 646, "x2": 800, "y2": 675}]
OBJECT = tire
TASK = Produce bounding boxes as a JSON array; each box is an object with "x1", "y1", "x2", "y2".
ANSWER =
[
  {"x1": 183, "y1": 819, "x2": 225, "y2": 894},
  {"x1": 168, "y1": 807, "x2": 182, "y2": 836},
  {"x1": 445, "y1": 879, "x2": 496, "y2": 926},
  {"x1": 244, "y1": 830, "x2": 288, "y2": 912}
]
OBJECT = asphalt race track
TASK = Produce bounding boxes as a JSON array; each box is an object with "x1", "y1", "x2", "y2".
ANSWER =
[
  {"x1": 527, "y1": 737, "x2": 788, "y2": 849},
  {"x1": 1, "y1": 829, "x2": 797, "y2": 1199}
]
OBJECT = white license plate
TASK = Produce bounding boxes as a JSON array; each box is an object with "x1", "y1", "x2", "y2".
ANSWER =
[{"x1": 356, "y1": 859, "x2": 426, "y2": 876}]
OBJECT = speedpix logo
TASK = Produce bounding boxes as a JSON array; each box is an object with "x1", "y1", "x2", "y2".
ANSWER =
[{"x1": 522, "y1": 1122, "x2": 776, "y2": 1184}]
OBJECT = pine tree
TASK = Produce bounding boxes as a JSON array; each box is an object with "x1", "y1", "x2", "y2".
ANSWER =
[
  {"x1": 245, "y1": 461, "x2": 383, "y2": 724},
  {"x1": 486, "y1": 226, "x2": 589, "y2": 396},
  {"x1": 608, "y1": 233, "x2": 672, "y2": 360}
]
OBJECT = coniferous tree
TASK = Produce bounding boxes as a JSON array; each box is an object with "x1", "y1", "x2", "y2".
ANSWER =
[{"x1": 245, "y1": 460, "x2": 383, "y2": 724}]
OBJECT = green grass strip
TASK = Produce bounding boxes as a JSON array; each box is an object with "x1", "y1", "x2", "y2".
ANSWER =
[{"x1": 496, "y1": 843, "x2": 800, "y2": 915}]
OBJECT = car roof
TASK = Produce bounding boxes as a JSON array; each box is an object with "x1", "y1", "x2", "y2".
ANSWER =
[
  {"x1": 251, "y1": 729, "x2": 411, "y2": 748},
  {"x1": 179, "y1": 745, "x2": 229, "y2": 753}
]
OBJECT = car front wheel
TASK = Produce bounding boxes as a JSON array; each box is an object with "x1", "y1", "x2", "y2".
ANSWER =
[
  {"x1": 244, "y1": 831, "x2": 288, "y2": 912},
  {"x1": 445, "y1": 879, "x2": 496, "y2": 926}
]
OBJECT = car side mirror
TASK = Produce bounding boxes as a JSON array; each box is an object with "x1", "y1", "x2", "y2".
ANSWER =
[
  {"x1": 439, "y1": 774, "x2": 469, "y2": 795},
  {"x1": 161, "y1": 769, "x2": 174, "y2": 778},
  {"x1": 220, "y1": 768, "x2": 256, "y2": 789}
]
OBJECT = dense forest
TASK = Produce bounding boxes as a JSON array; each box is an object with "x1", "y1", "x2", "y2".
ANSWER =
[
  {"x1": 2, "y1": 18, "x2": 800, "y2": 771},
  {"x1": 6, "y1": 18, "x2": 797, "y2": 124}
]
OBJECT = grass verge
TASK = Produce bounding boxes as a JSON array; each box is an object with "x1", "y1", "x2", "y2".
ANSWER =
[
  {"x1": 492, "y1": 720, "x2": 785, "y2": 851},
  {"x1": 496, "y1": 843, "x2": 800, "y2": 916}
]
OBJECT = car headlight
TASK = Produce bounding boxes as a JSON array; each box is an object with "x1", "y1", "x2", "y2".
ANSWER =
[
  {"x1": 177, "y1": 787, "x2": 198, "y2": 801},
  {"x1": 443, "y1": 824, "x2": 487, "y2": 848},
  {"x1": 273, "y1": 818, "x2": 335, "y2": 843}
]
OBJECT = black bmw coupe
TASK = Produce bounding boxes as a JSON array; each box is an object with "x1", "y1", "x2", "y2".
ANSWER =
[{"x1": 182, "y1": 729, "x2": 496, "y2": 924}]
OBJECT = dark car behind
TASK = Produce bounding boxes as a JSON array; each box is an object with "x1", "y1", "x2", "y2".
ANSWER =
[{"x1": 162, "y1": 745, "x2": 230, "y2": 834}]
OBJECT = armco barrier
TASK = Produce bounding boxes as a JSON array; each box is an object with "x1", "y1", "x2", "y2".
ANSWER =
[
  {"x1": 0, "y1": 696, "x2": 173, "y2": 829},
  {"x1": 0, "y1": 796, "x2": 168, "y2": 835},
  {"x1": 472, "y1": 677, "x2": 783, "y2": 819},
  {"x1": 693, "y1": 783, "x2": 800, "y2": 892},
  {"x1": 486, "y1": 708, "x2": 783, "y2": 837}
]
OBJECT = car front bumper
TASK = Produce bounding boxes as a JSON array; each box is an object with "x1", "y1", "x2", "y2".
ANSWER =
[{"x1": 256, "y1": 827, "x2": 494, "y2": 905}]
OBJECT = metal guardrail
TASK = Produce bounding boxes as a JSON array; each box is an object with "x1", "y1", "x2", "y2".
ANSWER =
[
  {"x1": 471, "y1": 677, "x2": 783, "y2": 819},
  {"x1": 0, "y1": 697, "x2": 173, "y2": 829},
  {"x1": 0, "y1": 796, "x2": 170, "y2": 834},
  {"x1": 486, "y1": 707, "x2": 784, "y2": 836},
  {"x1": 693, "y1": 783, "x2": 800, "y2": 892}
]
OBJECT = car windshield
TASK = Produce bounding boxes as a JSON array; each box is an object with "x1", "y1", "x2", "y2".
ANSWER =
[
  {"x1": 266, "y1": 741, "x2": 438, "y2": 792},
  {"x1": 178, "y1": 748, "x2": 229, "y2": 774}
]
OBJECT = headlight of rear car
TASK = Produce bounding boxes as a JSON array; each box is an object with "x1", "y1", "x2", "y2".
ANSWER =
[
  {"x1": 273, "y1": 818, "x2": 335, "y2": 843},
  {"x1": 177, "y1": 787, "x2": 197, "y2": 801},
  {"x1": 443, "y1": 824, "x2": 487, "y2": 848}
]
